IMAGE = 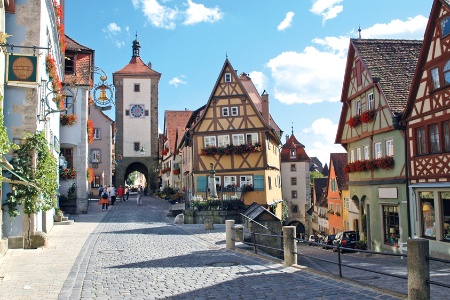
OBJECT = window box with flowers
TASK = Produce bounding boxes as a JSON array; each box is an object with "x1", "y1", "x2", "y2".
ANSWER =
[
  {"x1": 347, "y1": 115, "x2": 361, "y2": 128},
  {"x1": 60, "y1": 168, "x2": 76, "y2": 180},
  {"x1": 328, "y1": 209, "x2": 334, "y2": 215},
  {"x1": 201, "y1": 143, "x2": 261, "y2": 156},
  {"x1": 162, "y1": 167, "x2": 171, "y2": 174},
  {"x1": 60, "y1": 114, "x2": 78, "y2": 126},
  {"x1": 335, "y1": 211, "x2": 341, "y2": 216},
  {"x1": 241, "y1": 184, "x2": 254, "y2": 193},
  {"x1": 344, "y1": 156, "x2": 394, "y2": 173},
  {"x1": 361, "y1": 110, "x2": 376, "y2": 123},
  {"x1": 162, "y1": 148, "x2": 169, "y2": 156},
  {"x1": 173, "y1": 168, "x2": 180, "y2": 175}
]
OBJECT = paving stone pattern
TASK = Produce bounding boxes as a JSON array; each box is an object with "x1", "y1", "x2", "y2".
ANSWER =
[{"x1": 1, "y1": 195, "x2": 402, "y2": 299}]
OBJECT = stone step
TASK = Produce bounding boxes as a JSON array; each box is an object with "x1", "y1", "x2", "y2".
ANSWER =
[
  {"x1": 53, "y1": 220, "x2": 74, "y2": 226},
  {"x1": 61, "y1": 216, "x2": 69, "y2": 221}
]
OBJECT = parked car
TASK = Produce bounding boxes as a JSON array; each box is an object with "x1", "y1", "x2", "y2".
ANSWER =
[
  {"x1": 333, "y1": 231, "x2": 359, "y2": 252},
  {"x1": 321, "y1": 234, "x2": 336, "y2": 249}
]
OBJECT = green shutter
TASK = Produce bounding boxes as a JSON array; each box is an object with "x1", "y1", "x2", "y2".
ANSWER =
[
  {"x1": 254, "y1": 175, "x2": 264, "y2": 191},
  {"x1": 196, "y1": 176, "x2": 208, "y2": 192}
]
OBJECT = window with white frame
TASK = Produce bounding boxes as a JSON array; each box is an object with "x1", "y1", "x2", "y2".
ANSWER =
[
  {"x1": 266, "y1": 132, "x2": 271, "y2": 149},
  {"x1": 64, "y1": 96, "x2": 75, "y2": 114},
  {"x1": 222, "y1": 107, "x2": 229, "y2": 117},
  {"x1": 91, "y1": 149, "x2": 101, "y2": 163},
  {"x1": 246, "y1": 133, "x2": 258, "y2": 145},
  {"x1": 231, "y1": 106, "x2": 238, "y2": 116},
  {"x1": 94, "y1": 128, "x2": 101, "y2": 140},
  {"x1": 386, "y1": 139, "x2": 394, "y2": 156},
  {"x1": 215, "y1": 176, "x2": 221, "y2": 189},
  {"x1": 240, "y1": 175, "x2": 252, "y2": 187},
  {"x1": 329, "y1": 203, "x2": 334, "y2": 213},
  {"x1": 224, "y1": 176, "x2": 236, "y2": 188},
  {"x1": 356, "y1": 100, "x2": 362, "y2": 115},
  {"x1": 330, "y1": 178, "x2": 337, "y2": 192},
  {"x1": 344, "y1": 197, "x2": 349, "y2": 209},
  {"x1": 350, "y1": 149, "x2": 355, "y2": 163},
  {"x1": 364, "y1": 145, "x2": 370, "y2": 160},
  {"x1": 368, "y1": 93, "x2": 374, "y2": 110},
  {"x1": 232, "y1": 134, "x2": 244, "y2": 145},
  {"x1": 204, "y1": 136, "x2": 216, "y2": 148},
  {"x1": 336, "y1": 204, "x2": 341, "y2": 214},
  {"x1": 218, "y1": 135, "x2": 230, "y2": 147},
  {"x1": 374, "y1": 142, "x2": 382, "y2": 158},
  {"x1": 431, "y1": 67, "x2": 440, "y2": 90},
  {"x1": 225, "y1": 73, "x2": 232, "y2": 82},
  {"x1": 290, "y1": 149, "x2": 295, "y2": 158},
  {"x1": 356, "y1": 147, "x2": 361, "y2": 161}
]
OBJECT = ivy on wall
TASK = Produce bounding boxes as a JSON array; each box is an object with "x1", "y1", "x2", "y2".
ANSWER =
[{"x1": 5, "y1": 131, "x2": 58, "y2": 219}]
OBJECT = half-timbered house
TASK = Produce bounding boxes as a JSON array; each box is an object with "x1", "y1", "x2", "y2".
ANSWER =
[
  {"x1": 335, "y1": 38, "x2": 422, "y2": 251},
  {"x1": 183, "y1": 59, "x2": 283, "y2": 218},
  {"x1": 402, "y1": 0, "x2": 450, "y2": 258},
  {"x1": 327, "y1": 153, "x2": 348, "y2": 234}
]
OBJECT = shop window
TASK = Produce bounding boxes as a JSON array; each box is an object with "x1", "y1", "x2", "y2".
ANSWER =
[
  {"x1": 442, "y1": 192, "x2": 450, "y2": 242},
  {"x1": 421, "y1": 192, "x2": 436, "y2": 239},
  {"x1": 383, "y1": 205, "x2": 399, "y2": 246}
]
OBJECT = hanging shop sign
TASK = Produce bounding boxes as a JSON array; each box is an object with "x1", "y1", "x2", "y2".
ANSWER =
[{"x1": 6, "y1": 54, "x2": 38, "y2": 83}]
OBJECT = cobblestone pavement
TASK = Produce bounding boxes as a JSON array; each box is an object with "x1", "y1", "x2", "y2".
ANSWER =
[{"x1": 1, "y1": 195, "x2": 403, "y2": 299}]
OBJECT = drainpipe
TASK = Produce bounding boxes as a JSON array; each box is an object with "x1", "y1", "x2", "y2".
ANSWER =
[{"x1": 393, "y1": 112, "x2": 411, "y2": 239}]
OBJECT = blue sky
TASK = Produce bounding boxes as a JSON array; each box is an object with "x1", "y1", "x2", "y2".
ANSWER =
[{"x1": 65, "y1": 0, "x2": 432, "y2": 165}]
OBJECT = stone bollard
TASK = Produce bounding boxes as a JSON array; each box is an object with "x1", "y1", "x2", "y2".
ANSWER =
[
  {"x1": 283, "y1": 226, "x2": 297, "y2": 266},
  {"x1": 204, "y1": 218, "x2": 214, "y2": 230},
  {"x1": 226, "y1": 220, "x2": 235, "y2": 250},
  {"x1": 235, "y1": 225, "x2": 244, "y2": 242},
  {"x1": 408, "y1": 239, "x2": 430, "y2": 300}
]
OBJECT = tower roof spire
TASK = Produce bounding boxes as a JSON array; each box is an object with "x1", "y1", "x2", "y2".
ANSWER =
[{"x1": 132, "y1": 32, "x2": 141, "y2": 57}]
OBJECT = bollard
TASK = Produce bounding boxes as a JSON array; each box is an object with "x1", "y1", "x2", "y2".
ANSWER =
[
  {"x1": 235, "y1": 225, "x2": 244, "y2": 242},
  {"x1": 283, "y1": 226, "x2": 297, "y2": 266},
  {"x1": 226, "y1": 220, "x2": 235, "y2": 250},
  {"x1": 408, "y1": 239, "x2": 430, "y2": 300},
  {"x1": 204, "y1": 218, "x2": 214, "y2": 230}
]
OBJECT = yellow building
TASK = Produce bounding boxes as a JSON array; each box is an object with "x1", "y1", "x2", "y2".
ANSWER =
[{"x1": 180, "y1": 59, "x2": 283, "y2": 218}]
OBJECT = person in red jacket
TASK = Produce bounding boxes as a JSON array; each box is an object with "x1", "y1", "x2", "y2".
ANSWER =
[{"x1": 117, "y1": 185, "x2": 125, "y2": 202}]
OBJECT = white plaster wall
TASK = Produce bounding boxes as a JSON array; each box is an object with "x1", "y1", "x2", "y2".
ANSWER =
[{"x1": 123, "y1": 77, "x2": 152, "y2": 157}]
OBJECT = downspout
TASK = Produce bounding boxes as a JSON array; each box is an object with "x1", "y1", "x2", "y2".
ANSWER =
[{"x1": 393, "y1": 112, "x2": 411, "y2": 239}]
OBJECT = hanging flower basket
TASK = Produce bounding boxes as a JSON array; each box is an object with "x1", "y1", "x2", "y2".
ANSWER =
[
  {"x1": 87, "y1": 167, "x2": 94, "y2": 183},
  {"x1": 52, "y1": 0, "x2": 66, "y2": 51},
  {"x1": 87, "y1": 119, "x2": 94, "y2": 144},
  {"x1": 45, "y1": 54, "x2": 64, "y2": 110},
  {"x1": 361, "y1": 110, "x2": 376, "y2": 123},
  {"x1": 60, "y1": 114, "x2": 78, "y2": 126},
  {"x1": 347, "y1": 115, "x2": 361, "y2": 128},
  {"x1": 60, "y1": 168, "x2": 76, "y2": 180}
]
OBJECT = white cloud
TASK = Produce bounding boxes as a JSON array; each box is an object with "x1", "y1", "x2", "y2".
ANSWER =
[
  {"x1": 248, "y1": 71, "x2": 268, "y2": 94},
  {"x1": 169, "y1": 75, "x2": 187, "y2": 87},
  {"x1": 358, "y1": 15, "x2": 428, "y2": 40},
  {"x1": 266, "y1": 15, "x2": 428, "y2": 105},
  {"x1": 277, "y1": 12, "x2": 294, "y2": 31},
  {"x1": 310, "y1": 0, "x2": 343, "y2": 24},
  {"x1": 133, "y1": 0, "x2": 179, "y2": 30},
  {"x1": 183, "y1": 0, "x2": 222, "y2": 25},
  {"x1": 266, "y1": 47, "x2": 346, "y2": 105},
  {"x1": 102, "y1": 23, "x2": 126, "y2": 48},
  {"x1": 301, "y1": 118, "x2": 346, "y2": 164}
]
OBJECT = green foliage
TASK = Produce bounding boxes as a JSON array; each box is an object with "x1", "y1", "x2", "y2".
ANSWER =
[
  {"x1": 162, "y1": 186, "x2": 176, "y2": 195},
  {"x1": 67, "y1": 183, "x2": 77, "y2": 201},
  {"x1": 5, "y1": 131, "x2": 58, "y2": 219},
  {"x1": 309, "y1": 171, "x2": 325, "y2": 189},
  {"x1": 282, "y1": 200, "x2": 289, "y2": 222}
]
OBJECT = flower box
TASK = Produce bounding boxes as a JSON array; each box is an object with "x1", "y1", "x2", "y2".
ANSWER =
[
  {"x1": 60, "y1": 114, "x2": 77, "y2": 126},
  {"x1": 60, "y1": 168, "x2": 76, "y2": 180},
  {"x1": 344, "y1": 156, "x2": 394, "y2": 173},
  {"x1": 347, "y1": 115, "x2": 361, "y2": 128},
  {"x1": 201, "y1": 143, "x2": 261, "y2": 156},
  {"x1": 361, "y1": 110, "x2": 376, "y2": 123}
]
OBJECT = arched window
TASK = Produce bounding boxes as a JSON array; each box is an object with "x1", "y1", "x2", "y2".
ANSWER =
[
  {"x1": 442, "y1": 17, "x2": 450, "y2": 37},
  {"x1": 444, "y1": 60, "x2": 450, "y2": 85}
]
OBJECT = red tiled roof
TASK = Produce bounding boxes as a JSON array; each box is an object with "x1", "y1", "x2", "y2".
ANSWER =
[
  {"x1": 164, "y1": 111, "x2": 193, "y2": 154},
  {"x1": 114, "y1": 56, "x2": 161, "y2": 76},
  {"x1": 280, "y1": 134, "x2": 310, "y2": 162},
  {"x1": 65, "y1": 35, "x2": 92, "y2": 52},
  {"x1": 330, "y1": 153, "x2": 348, "y2": 190}
]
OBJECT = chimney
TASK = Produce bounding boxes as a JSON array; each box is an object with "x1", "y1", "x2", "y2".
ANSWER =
[
  {"x1": 261, "y1": 92, "x2": 269, "y2": 125},
  {"x1": 286, "y1": 134, "x2": 289, "y2": 143}
]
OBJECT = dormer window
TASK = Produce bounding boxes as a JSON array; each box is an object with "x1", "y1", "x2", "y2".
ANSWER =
[
  {"x1": 441, "y1": 17, "x2": 450, "y2": 37},
  {"x1": 225, "y1": 73, "x2": 232, "y2": 82},
  {"x1": 290, "y1": 149, "x2": 295, "y2": 158}
]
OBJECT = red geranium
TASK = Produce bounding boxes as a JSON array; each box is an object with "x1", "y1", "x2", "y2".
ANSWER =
[{"x1": 347, "y1": 115, "x2": 361, "y2": 128}]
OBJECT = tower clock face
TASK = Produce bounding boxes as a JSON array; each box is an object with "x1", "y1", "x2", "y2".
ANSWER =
[{"x1": 130, "y1": 104, "x2": 144, "y2": 118}]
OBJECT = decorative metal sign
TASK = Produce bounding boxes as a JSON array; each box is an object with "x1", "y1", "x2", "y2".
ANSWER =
[{"x1": 6, "y1": 54, "x2": 38, "y2": 83}]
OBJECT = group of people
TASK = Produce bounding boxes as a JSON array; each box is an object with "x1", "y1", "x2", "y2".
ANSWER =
[{"x1": 97, "y1": 184, "x2": 144, "y2": 210}]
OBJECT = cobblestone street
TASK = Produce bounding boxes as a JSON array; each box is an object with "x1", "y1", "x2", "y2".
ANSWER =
[{"x1": 0, "y1": 195, "x2": 403, "y2": 299}]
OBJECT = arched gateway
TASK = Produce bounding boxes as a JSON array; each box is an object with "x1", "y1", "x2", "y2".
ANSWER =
[{"x1": 113, "y1": 35, "x2": 161, "y2": 190}]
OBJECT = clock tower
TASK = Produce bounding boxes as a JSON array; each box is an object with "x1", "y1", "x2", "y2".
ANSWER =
[{"x1": 113, "y1": 35, "x2": 161, "y2": 189}]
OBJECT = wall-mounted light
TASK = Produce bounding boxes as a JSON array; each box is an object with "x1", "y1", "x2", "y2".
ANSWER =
[{"x1": 140, "y1": 147, "x2": 145, "y2": 156}]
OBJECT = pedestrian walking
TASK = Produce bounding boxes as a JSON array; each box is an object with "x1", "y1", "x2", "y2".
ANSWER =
[
  {"x1": 108, "y1": 185, "x2": 117, "y2": 205},
  {"x1": 144, "y1": 186, "x2": 148, "y2": 196},
  {"x1": 125, "y1": 186, "x2": 130, "y2": 201},
  {"x1": 117, "y1": 185, "x2": 124, "y2": 202},
  {"x1": 98, "y1": 185, "x2": 104, "y2": 197},
  {"x1": 137, "y1": 185, "x2": 143, "y2": 206},
  {"x1": 98, "y1": 190, "x2": 109, "y2": 211}
]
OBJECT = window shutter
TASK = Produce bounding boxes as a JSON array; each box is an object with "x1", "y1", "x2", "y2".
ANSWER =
[
  {"x1": 254, "y1": 175, "x2": 264, "y2": 191},
  {"x1": 196, "y1": 176, "x2": 208, "y2": 192}
]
